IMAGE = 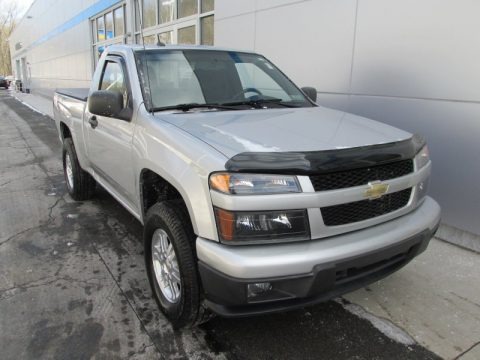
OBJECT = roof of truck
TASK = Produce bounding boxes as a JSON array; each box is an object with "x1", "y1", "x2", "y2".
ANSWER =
[{"x1": 108, "y1": 44, "x2": 260, "y2": 55}]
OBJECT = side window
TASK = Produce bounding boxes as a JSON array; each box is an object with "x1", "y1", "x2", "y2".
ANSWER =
[{"x1": 99, "y1": 61, "x2": 128, "y2": 108}]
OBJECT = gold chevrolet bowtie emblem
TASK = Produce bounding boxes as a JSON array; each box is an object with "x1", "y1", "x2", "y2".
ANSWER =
[{"x1": 364, "y1": 181, "x2": 389, "y2": 200}]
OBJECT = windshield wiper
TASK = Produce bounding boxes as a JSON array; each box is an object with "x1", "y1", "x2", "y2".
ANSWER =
[
  {"x1": 150, "y1": 103, "x2": 239, "y2": 113},
  {"x1": 221, "y1": 98, "x2": 301, "y2": 108}
]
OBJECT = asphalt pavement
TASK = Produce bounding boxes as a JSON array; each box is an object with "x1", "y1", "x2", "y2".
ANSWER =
[{"x1": 0, "y1": 90, "x2": 477, "y2": 359}]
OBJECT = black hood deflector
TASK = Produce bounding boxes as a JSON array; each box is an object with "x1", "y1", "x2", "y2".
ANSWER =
[{"x1": 225, "y1": 134, "x2": 425, "y2": 175}]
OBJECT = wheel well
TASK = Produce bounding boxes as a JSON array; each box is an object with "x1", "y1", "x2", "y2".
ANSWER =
[
  {"x1": 140, "y1": 169, "x2": 185, "y2": 217},
  {"x1": 60, "y1": 122, "x2": 72, "y2": 140}
]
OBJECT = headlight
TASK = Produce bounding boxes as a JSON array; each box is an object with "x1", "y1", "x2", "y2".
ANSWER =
[
  {"x1": 214, "y1": 208, "x2": 310, "y2": 244},
  {"x1": 415, "y1": 145, "x2": 430, "y2": 170},
  {"x1": 209, "y1": 173, "x2": 301, "y2": 195}
]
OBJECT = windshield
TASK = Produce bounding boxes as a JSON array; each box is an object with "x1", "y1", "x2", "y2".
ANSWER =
[{"x1": 135, "y1": 50, "x2": 313, "y2": 111}]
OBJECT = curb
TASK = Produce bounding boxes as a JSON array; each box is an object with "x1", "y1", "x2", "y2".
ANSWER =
[
  {"x1": 10, "y1": 90, "x2": 53, "y2": 118},
  {"x1": 436, "y1": 223, "x2": 480, "y2": 254},
  {"x1": 11, "y1": 94, "x2": 47, "y2": 116}
]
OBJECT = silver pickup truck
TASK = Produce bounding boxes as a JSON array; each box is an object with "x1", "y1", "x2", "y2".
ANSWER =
[{"x1": 54, "y1": 44, "x2": 441, "y2": 328}]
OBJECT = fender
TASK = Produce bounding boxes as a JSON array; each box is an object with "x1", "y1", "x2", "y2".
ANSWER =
[
  {"x1": 53, "y1": 93, "x2": 90, "y2": 171},
  {"x1": 133, "y1": 113, "x2": 228, "y2": 241}
]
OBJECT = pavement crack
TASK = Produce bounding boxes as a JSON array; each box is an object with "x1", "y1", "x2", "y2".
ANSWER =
[
  {"x1": 46, "y1": 196, "x2": 65, "y2": 224},
  {"x1": 0, "y1": 193, "x2": 64, "y2": 248},
  {"x1": 0, "y1": 275, "x2": 104, "y2": 301},
  {"x1": 0, "y1": 276, "x2": 59, "y2": 301},
  {"x1": 0, "y1": 225, "x2": 41, "y2": 247},
  {"x1": 453, "y1": 340, "x2": 480, "y2": 360},
  {"x1": 0, "y1": 179, "x2": 14, "y2": 188},
  {"x1": 449, "y1": 291, "x2": 480, "y2": 310}
]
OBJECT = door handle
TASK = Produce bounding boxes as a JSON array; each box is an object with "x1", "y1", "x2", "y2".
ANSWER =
[{"x1": 88, "y1": 116, "x2": 98, "y2": 129}]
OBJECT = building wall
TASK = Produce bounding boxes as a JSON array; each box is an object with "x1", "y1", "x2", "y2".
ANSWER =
[
  {"x1": 9, "y1": 0, "x2": 112, "y2": 98},
  {"x1": 215, "y1": 0, "x2": 480, "y2": 236}
]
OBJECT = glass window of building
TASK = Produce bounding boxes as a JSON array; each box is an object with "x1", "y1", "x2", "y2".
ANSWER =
[
  {"x1": 159, "y1": 0, "x2": 175, "y2": 24},
  {"x1": 143, "y1": 34, "x2": 157, "y2": 45},
  {"x1": 201, "y1": 0, "x2": 214, "y2": 13},
  {"x1": 96, "y1": 16, "x2": 105, "y2": 42},
  {"x1": 178, "y1": 0, "x2": 197, "y2": 19},
  {"x1": 159, "y1": 31, "x2": 173, "y2": 44},
  {"x1": 133, "y1": 0, "x2": 215, "y2": 47},
  {"x1": 143, "y1": 31, "x2": 173, "y2": 45},
  {"x1": 143, "y1": 0, "x2": 157, "y2": 28},
  {"x1": 91, "y1": 4, "x2": 127, "y2": 69},
  {"x1": 200, "y1": 15, "x2": 213, "y2": 45},
  {"x1": 114, "y1": 7, "x2": 125, "y2": 36},
  {"x1": 105, "y1": 12, "x2": 114, "y2": 39},
  {"x1": 178, "y1": 25, "x2": 196, "y2": 45},
  {"x1": 96, "y1": 45, "x2": 105, "y2": 60}
]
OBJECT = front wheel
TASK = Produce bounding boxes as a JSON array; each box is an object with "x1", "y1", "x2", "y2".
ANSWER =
[
  {"x1": 144, "y1": 201, "x2": 206, "y2": 328},
  {"x1": 62, "y1": 138, "x2": 96, "y2": 201}
]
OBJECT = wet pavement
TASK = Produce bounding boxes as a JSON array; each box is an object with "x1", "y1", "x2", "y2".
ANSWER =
[{"x1": 0, "y1": 90, "x2": 458, "y2": 359}]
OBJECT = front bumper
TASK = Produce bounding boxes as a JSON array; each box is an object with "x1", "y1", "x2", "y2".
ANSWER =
[{"x1": 196, "y1": 196, "x2": 441, "y2": 317}]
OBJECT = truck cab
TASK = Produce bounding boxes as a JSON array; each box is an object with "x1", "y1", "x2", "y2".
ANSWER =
[{"x1": 54, "y1": 45, "x2": 440, "y2": 328}]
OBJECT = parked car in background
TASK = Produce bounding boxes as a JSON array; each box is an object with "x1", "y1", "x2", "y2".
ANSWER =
[{"x1": 0, "y1": 76, "x2": 9, "y2": 89}]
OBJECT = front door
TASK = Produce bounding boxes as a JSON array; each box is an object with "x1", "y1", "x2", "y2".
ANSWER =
[{"x1": 85, "y1": 56, "x2": 137, "y2": 212}]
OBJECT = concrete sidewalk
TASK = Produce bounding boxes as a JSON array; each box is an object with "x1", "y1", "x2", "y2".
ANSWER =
[
  {"x1": 345, "y1": 239, "x2": 480, "y2": 359},
  {"x1": 10, "y1": 90, "x2": 54, "y2": 119}
]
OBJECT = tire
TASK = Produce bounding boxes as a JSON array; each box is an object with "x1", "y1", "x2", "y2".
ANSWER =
[
  {"x1": 144, "y1": 201, "x2": 207, "y2": 329},
  {"x1": 62, "y1": 138, "x2": 96, "y2": 201}
]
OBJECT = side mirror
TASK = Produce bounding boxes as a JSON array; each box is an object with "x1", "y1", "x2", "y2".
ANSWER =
[
  {"x1": 302, "y1": 87, "x2": 317, "y2": 103},
  {"x1": 89, "y1": 90, "x2": 124, "y2": 118}
]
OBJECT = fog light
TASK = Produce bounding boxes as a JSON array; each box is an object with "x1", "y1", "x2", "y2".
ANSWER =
[{"x1": 247, "y1": 282, "x2": 272, "y2": 298}]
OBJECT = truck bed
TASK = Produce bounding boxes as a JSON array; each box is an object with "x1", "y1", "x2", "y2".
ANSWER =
[{"x1": 55, "y1": 88, "x2": 89, "y2": 102}]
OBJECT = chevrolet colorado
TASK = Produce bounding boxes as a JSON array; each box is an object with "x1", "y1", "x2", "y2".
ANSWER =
[{"x1": 53, "y1": 45, "x2": 441, "y2": 328}]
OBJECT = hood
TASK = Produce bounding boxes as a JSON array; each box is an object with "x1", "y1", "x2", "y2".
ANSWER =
[{"x1": 157, "y1": 106, "x2": 412, "y2": 159}]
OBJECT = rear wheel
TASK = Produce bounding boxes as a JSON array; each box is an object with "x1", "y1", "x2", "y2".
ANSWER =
[
  {"x1": 62, "y1": 138, "x2": 96, "y2": 201},
  {"x1": 144, "y1": 201, "x2": 208, "y2": 328}
]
